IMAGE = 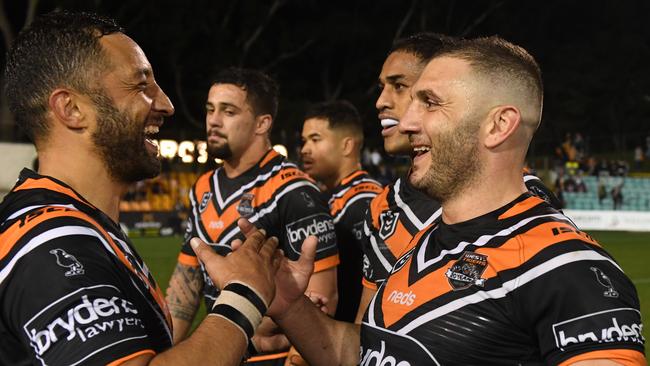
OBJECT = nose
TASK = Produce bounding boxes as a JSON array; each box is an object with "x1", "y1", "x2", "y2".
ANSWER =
[
  {"x1": 300, "y1": 142, "x2": 309, "y2": 156},
  {"x1": 375, "y1": 87, "x2": 393, "y2": 112},
  {"x1": 398, "y1": 99, "x2": 419, "y2": 135},
  {"x1": 153, "y1": 83, "x2": 175, "y2": 117}
]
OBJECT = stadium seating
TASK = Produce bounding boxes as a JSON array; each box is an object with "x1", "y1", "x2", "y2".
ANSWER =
[{"x1": 563, "y1": 176, "x2": 650, "y2": 211}]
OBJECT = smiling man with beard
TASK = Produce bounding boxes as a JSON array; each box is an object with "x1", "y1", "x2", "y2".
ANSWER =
[
  {"x1": 165, "y1": 68, "x2": 339, "y2": 365},
  {"x1": 0, "y1": 11, "x2": 292, "y2": 366}
]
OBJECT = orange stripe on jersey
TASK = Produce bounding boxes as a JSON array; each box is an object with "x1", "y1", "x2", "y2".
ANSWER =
[
  {"x1": 558, "y1": 349, "x2": 646, "y2": 366},
  {"x1": 106, "y1": 349, "x2": 156, "y2": 365},
  {"x1": 253, "y1": 167, "x2": 312, "y2": 208},
  {"x1": 259, "y1": 149, "x2": 280, "y2": 167},
  {"x1": 362, "y1": 278, "x2": 378, "y2": 290},
  {"x1": 13, "y1": 178, "x2": 90, "y2": 207},
  {"x1": 340, "y1": 170, "x2": 367, "y2": 186},
  {"x1": 330, "y1": 182, "x2": 382, "y2": 216},
  {"x1": 0, "y1": 207, "x2": 172, "y2": 329},
  {"x1": 314, "y1": 254, "x2": 339, "y2": 273},
  {"x1": 498, "y1": 196, "x2": 545, "y2": 220},
  {"x1": 384, "y1": 221, "x2": 415, "y2": 258},
  {"x1": 370, "y1": 189, "x2": 390, "y2": 229},
  {"x1": 381, "y1": 221, "x2": 600, "y2": 327},
  {"x1": 246, "y1": 351, "x2": 290, "y2": 362},
  {"x1": 178, "y1": 252, "x2": 199, "y2": 266}
]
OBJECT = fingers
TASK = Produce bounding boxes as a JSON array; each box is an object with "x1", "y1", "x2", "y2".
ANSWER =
[
  {"x1": 242, "y1": 228, "x2": 267, "y2": 252},
  {"x1": 190, "y1": 237, "x2": 223, "y2": 273},
  {"x1": 231, "y1": 239, "x2": 243, "y2": 252},
  {"x1": 259, "y1": 236, "x2": 280, "y2": 259},
  {"x1": 271, "y1": 249, "x2": 283, "y2": 272},
  {"x1": 237, "y1": 218, "x2": 258, "y2": 238}
]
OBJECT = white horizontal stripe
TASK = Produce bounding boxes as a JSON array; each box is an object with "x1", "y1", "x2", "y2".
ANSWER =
[
  {"x1": 416, "y1": 213, "x2": 571, "y2": 273},
  {"x1": 398, "y1": 250, "x2": 621, "y2": 335},
  {"x1": 0, "y1": 225, "x2": 112, "y2": 285},
  {"x1": 332, "y1": 192, "x2": 378, "y2": 224},
  {"x1": 4, "y1": 204, "x2": 76, "y2": 224}
]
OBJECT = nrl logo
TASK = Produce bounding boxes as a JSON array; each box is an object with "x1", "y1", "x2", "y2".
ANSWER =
[
  {"x1": 199, "y1": 192, "x2": 212, "y2": 213},
  {"x1": 378, "y1": 211, "x2": 399, "y2": 240},
  {"x1": 237, "y1": 193, "x2": 255, "y2": 218},
  {"x1": 445, "y1": 251, "x2": 488, "y2": 291},
  {"x1": 49, "y1": 248, "x2": 84, "y2": 277}
]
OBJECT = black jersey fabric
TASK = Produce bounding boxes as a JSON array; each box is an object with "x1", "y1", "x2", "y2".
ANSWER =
[
  {"x1": 360, "y1": 193, "x2": 644, "y2": 365},
  {"x1": 0, "y1": 169, "x2": 172, "y2": 366}
]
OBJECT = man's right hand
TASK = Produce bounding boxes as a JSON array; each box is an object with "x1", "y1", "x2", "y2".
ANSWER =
[
  {"x1": 267, "y1": 235, "x2": 318, "y2": 319},
  {"x1": 190, "y1": 229, "x2": 282, "y2": 306}
]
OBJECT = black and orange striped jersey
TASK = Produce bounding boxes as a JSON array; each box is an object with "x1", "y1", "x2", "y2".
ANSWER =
[
  {"x1": 360, "y1": 193, "x2": 645, "y2": 365},
  {"x1": 178, "y1": 149, "x2": 339, "y2": 309},
  {"x1": 361, "y1": 172, "x2": 562, "y2": 290},
  {"x1": 326, "y1": 170, "x2": 382, "y2": 322},
  {"x1": 0, "y1": 169, "x2": 172, "y2": 365}
]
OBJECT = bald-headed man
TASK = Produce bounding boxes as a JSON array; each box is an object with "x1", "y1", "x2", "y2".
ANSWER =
[{"x1": 260, "y1": 36, "x2": 646, "y2": 366}]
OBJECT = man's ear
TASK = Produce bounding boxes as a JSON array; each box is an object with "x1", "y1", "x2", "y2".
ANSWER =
[
  {"x1": 341, "y1": 136, "x2": 355, "y2": 156},
  {"x1": 48, "y1": 89, "x2": 90, "y2": 130},
  {"x1": 483, "y1": 105, "x2": 521, "y2": 149},
  {"x1": 255, "y1": 114, "x2": 273, "y2": 135}
]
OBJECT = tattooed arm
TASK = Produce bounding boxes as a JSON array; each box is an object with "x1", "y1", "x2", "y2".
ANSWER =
[{"x1": 166, "y1": 262, "x2": 204, "y2": 344}]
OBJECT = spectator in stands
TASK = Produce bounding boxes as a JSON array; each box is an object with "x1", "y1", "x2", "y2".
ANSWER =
[
  {"x1": 574, "y1": 132, "x2": 586, "y2": 160},
  {"x1": 612, "y1": 182, "x2": 624, "y2": 210},
  {"x1": 634, "y1": 146, "x2": 644, "y2": 171}
]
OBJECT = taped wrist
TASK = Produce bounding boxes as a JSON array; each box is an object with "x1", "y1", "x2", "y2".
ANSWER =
[{"x1": 209, "y1": 282, "x2": 268, "y2": 343}]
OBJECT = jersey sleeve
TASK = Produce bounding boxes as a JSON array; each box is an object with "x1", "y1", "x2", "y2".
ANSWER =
[
  {"x1": 268, "y1": 180, "x2": 339, "y2": 272},
  {"x1": 178, "y1": 187, "x2": 200, "y2": 267},
  {"x1": 513, "y1": 242, "x2": 645, "y2": 364},
  {"x1": 1, "y1": 227, "x2": 157, "y2": 365}
]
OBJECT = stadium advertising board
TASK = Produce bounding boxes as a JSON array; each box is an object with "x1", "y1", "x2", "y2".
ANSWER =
[{"x1": 564, "y1": 209, "x2": 650, "y2": 232}]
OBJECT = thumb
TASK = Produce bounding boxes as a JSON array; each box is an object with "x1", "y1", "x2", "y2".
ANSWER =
[
  {"x1": 191, "y1": 237, "x2": 222, "y2": 269},
  {"x1": 298, "y1": 235, "x2": 317, "y2": 269}
]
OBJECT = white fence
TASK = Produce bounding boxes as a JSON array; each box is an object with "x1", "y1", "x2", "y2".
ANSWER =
[{"x1": 564, "y1": 209, "x2": 650, "y2": 232}]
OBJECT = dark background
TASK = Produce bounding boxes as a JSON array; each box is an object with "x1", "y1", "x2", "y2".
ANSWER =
[{"x1": 2, "y1": 0, "x2": 650, "y2": 159}]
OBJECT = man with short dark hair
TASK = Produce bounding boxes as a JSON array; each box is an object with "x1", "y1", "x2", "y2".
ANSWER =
[
  {"x1": 0, "y1": 11, "x2": 289, "y2": 366},
  {"x1": 262, "y1": 36, "x2": 645, "y2": 366},
  {"x1": 300, "y1": 100, "x2": 382, "y2": 323},
  {"x1": 165, "y1": 68, "x2": 339, "y2": 365},
  {"x1": 358, "y1": 32, "x2": 562, "y2": 323}
]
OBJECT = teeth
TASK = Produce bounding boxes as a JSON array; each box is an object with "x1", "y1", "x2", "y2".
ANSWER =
[
  {"x1": 413, "y1": 146, "x2": 431, "y2": 153},
  {"x1": 144, "y1": 125, "x2": 159, "y2": 135},
  {"x1": 381, "y1": 119, "x2": 399, "y2": 128}
]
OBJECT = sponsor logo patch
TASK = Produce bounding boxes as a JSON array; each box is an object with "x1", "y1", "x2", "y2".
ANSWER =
[
  {"x1": 237, "y1": 193, "x2": 255, "y2": 218},
  {"x1": 23, "y1": 285, "x2": 145, "y2": 364},
  {"x1": 552, "y1": 308, "x2": 644, "y2": 351},
  {"x1": 391, "y1": 247, "x2": 415, "y2": 274},
  {"x1": 445, "y1": 251, "x2": 488, "y2": 291},
  {"x1": 360, "y1": 324, "x2": 439, "y2": 365},
  {"x1": 285, "y1": 214, "x2": 336, "y2": 254},
  {"x1": 378, "y1": 211, "x2": 399, "y2": 240},
  {"x1": 49, "y1": 249, "x2": 84, "y2": 277}
]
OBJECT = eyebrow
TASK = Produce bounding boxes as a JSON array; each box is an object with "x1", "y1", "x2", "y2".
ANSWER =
[
  {"x1": 383, "y1": 74, "x2": 406, "y2": 84},
  {"x1": 132, "y1": 68, "x2": 152, "y2": 80},
  {"x1": 415, "y1": 89, "x2": 442, "y2": 103},
  {"x1": 304, "y1": 132, "x2": 321, "y2": 139},
  {"x1": 205, "y1": 102, "x2": 241, "y2": 110}
]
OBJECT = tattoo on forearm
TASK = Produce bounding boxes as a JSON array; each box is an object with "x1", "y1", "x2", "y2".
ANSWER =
[{"x1": 166, "y1": 263, "x2": 203, "y2": 322}]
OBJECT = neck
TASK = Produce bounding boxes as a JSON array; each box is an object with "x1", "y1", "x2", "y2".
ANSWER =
[
  {"x1": 440, "y1": 165, "x2": 526, "y2": 225},
  {"x1": 323, "y1": 160, "x2": 361, "y2": 190},
  {"x1": 38, "y1": 149, "x2": 127, "y2": 222},
  {"x1": 223, "y1": 138, "x2": 272, "y2": 178}
]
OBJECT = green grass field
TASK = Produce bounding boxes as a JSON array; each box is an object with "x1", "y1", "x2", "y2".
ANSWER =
[{"x1": 132, "y1": 231, "x2": 650, "y2": 341}]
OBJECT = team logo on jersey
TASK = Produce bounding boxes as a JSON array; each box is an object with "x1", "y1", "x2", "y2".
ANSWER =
[
  {"x1": 590, "y1": 267, "x2": 619, "y2": 298},
  {"x1": 199, "y1": 192, "x2": 212, "y2": 213},
  {"x1": 378, "y1": 211, "x2": 399, "y2": 240},
  {"x1": 237, "y1": 193, "x2": 255, "y2": 218},
  {"x1": 445, "y1": 251, "x2": 488, "y2": 291},
  {"x1": 49, "y1": 248, "x2": 84, "y2": 277},
  {"x1": 528, "y1": 184, "x2": 551, "y2": 204},
  {"x1": 301, "y1": 191, "x2": 315, "y2": 208}
]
